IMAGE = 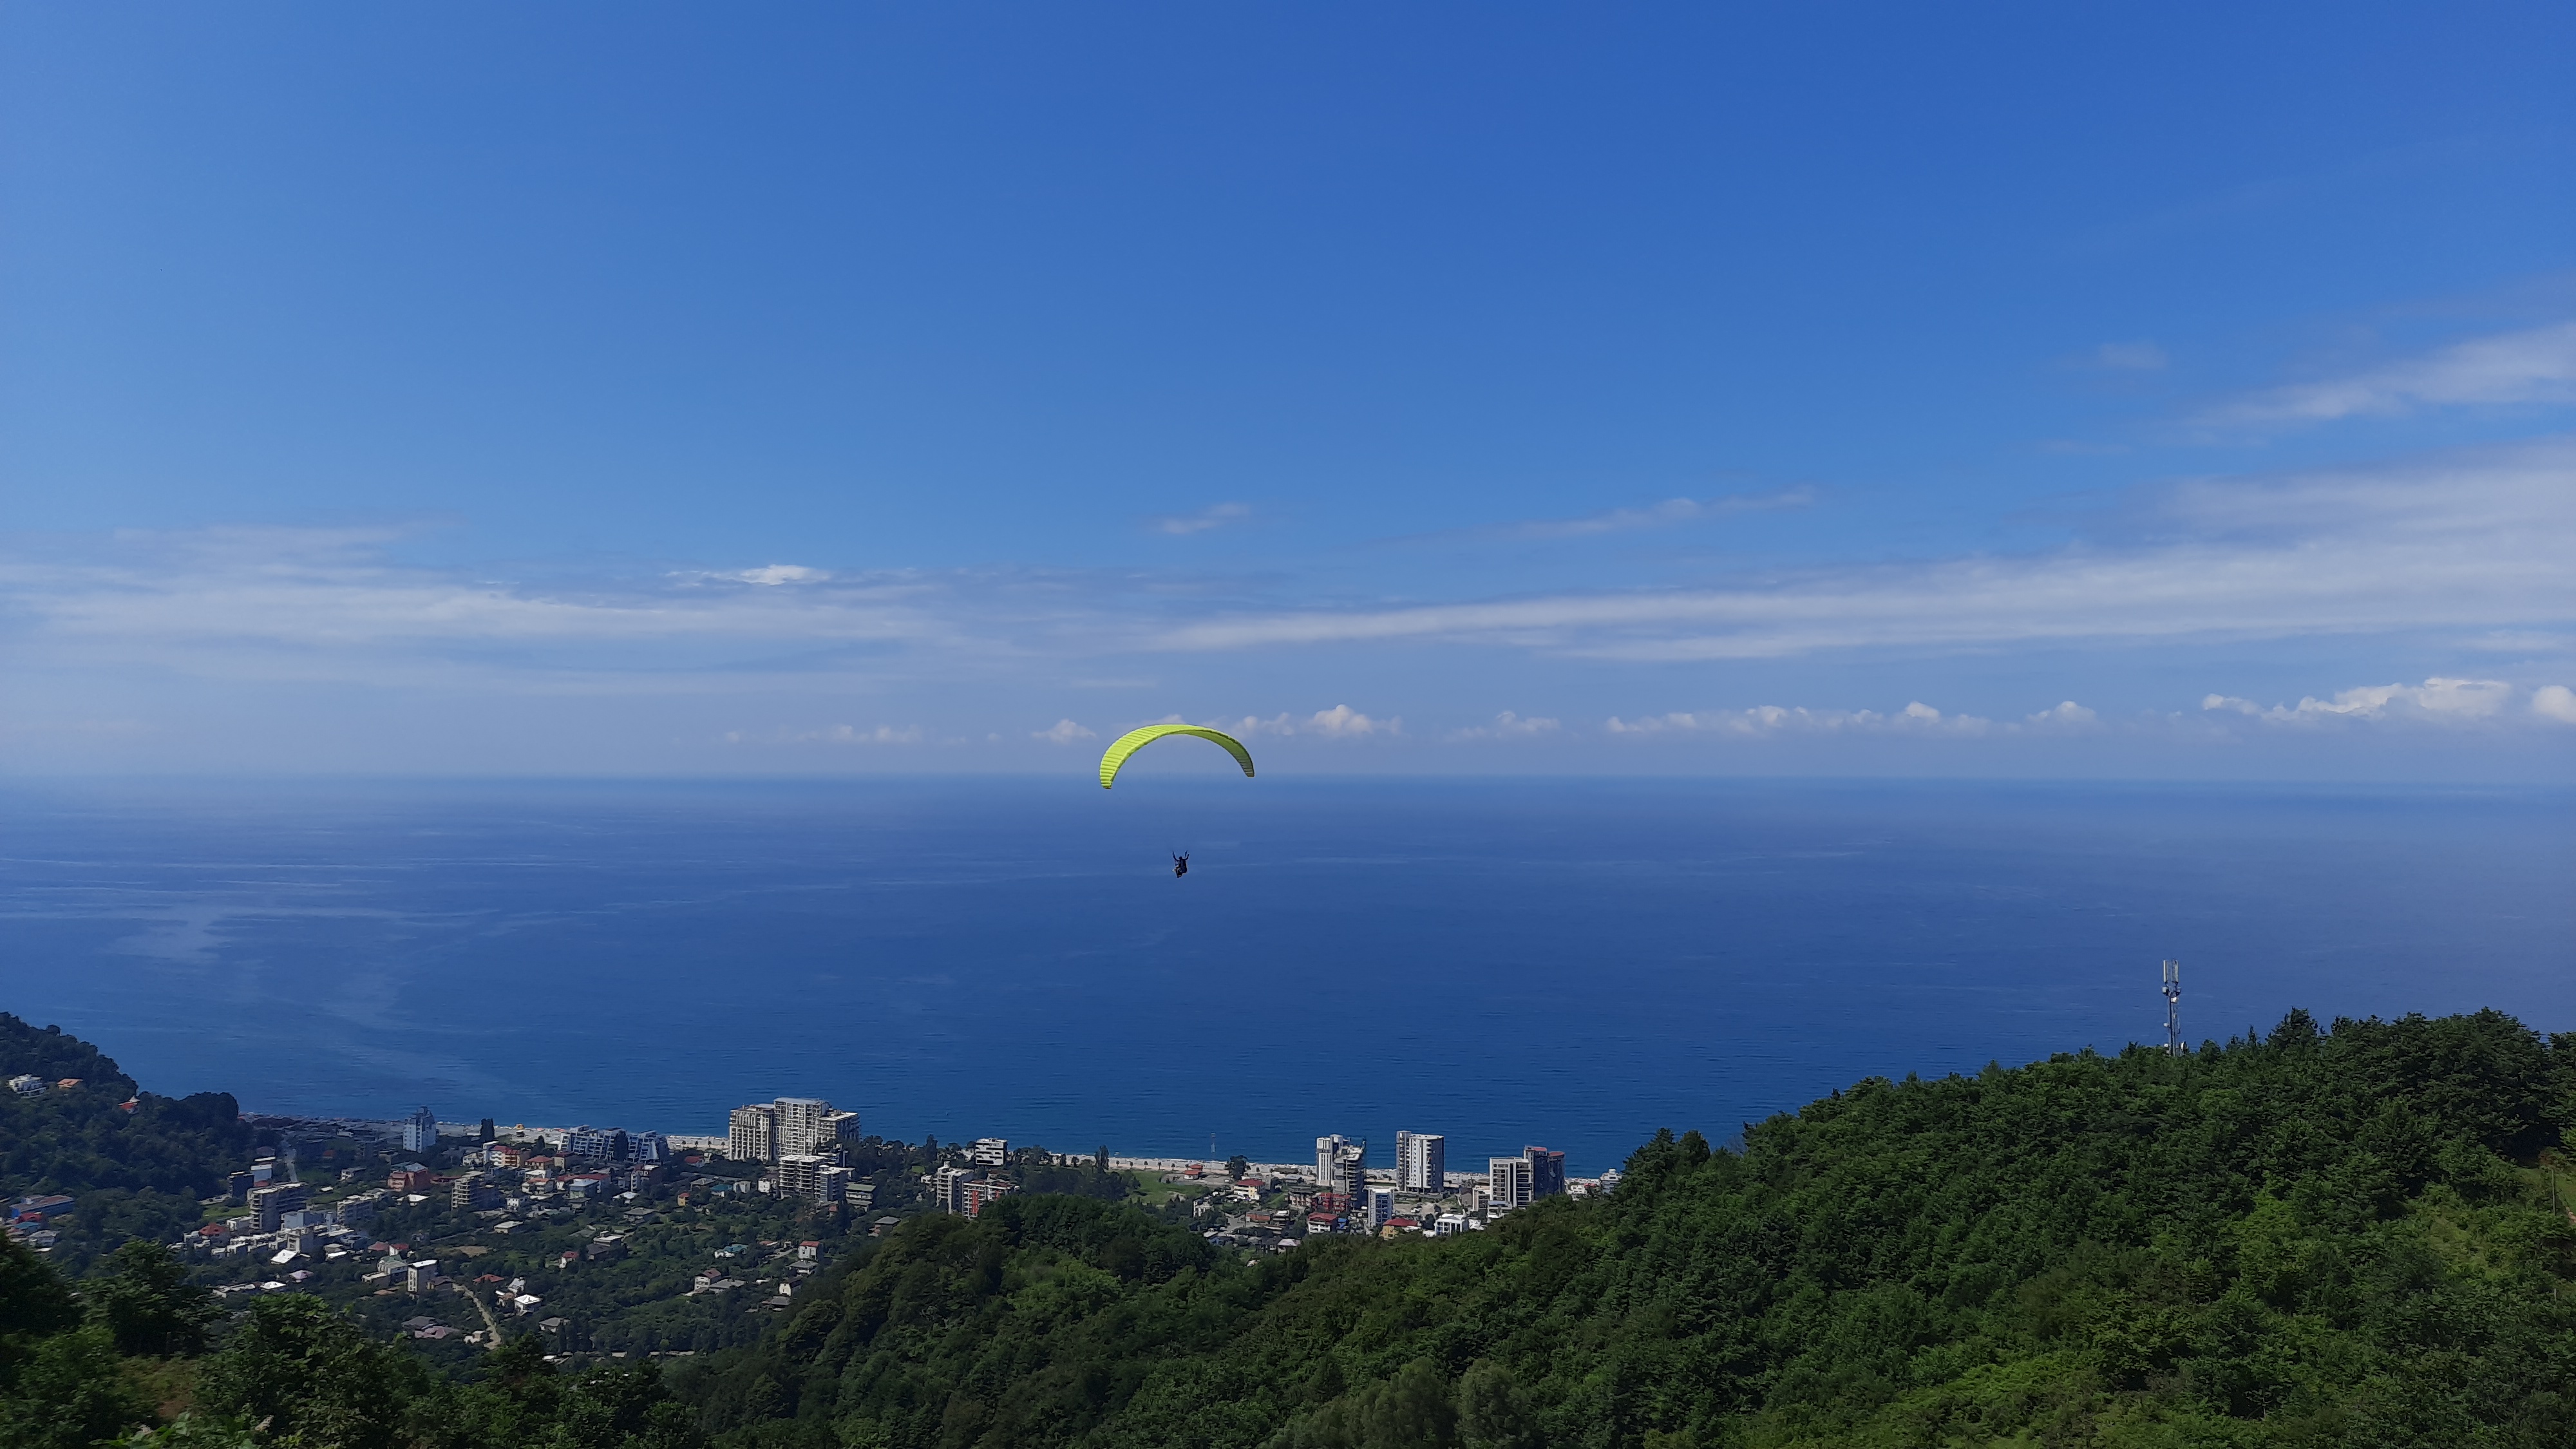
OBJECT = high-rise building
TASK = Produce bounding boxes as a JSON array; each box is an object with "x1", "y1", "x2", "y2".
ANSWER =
[
  {"x1": 402, "y1": 1106, "x2": 438, "y2": 1154},
  {"x1": 630, "y1": 1131, "x2": 668, "y2": 1164},
  {"x1": 1488, "y1": 1157, "x2": 1533, "y2": 1213},
  {"x1": 961, "y1": 1179, "x2": 1016, "y2": 1218},
  {"x1": 249, "y1": 1182, "x2": 308, "y2": 1233},
  {"x1": 450, "y1": 1172, "x2": 500, "y2": 1211},
  {"x1": 773, "y1": 1098, "x2": 833, "y2": 1157},
  {"x1": 1315, "y1": 1135, "x2": 1366, "y2": 1197},
  {"x1": 773, "y1": 1155, "x2": 851, "y2": 1204},
  {"x1": 1365, "y1": 1186, "x2": 1396, "y2": 1229},
  {"x1": 969, "y1": 1138, "x2": 1009, "y2": 1168},
  {"x1": 1522, "y1": 1146, "x2": 1566, "y2": 1198},
  {"x1": 728, "y1": 1104, "x2": 778, "y2": 1163},
  {"x1": 732, "y1": 1097, "x2": 856, "y2": 1163},
  {"x1": 564, "y1": 1126, "x2": 629, "y2": 1162},
  {"x1": 934, "y1": 1164, "x2": 975, "y2": 1214},
  {"x1": 1395, "y1": 1132, "x2": 1446, "y2": 1193}
]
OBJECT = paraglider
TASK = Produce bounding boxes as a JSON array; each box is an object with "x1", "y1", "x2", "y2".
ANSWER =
[
  {"x1": 1097, "y1": 724, "x2": 1255, "y2": 878},
  {"x1": 1097, "y1": 724, "x2": 1256, "y2": 789}
]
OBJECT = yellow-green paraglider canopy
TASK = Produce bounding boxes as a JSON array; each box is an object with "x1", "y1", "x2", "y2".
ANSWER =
[{"x1": 1098, "y1": 724, "x2": 1256, "y2": 789}]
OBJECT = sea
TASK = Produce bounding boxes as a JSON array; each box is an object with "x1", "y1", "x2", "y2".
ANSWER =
[{"x1": 1, "y1": 777, "x2": 2568, "y2": 1177}]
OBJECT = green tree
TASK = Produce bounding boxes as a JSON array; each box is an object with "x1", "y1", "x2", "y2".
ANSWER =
[
  {"x1": 0, "y1": 1227, "x2": 80, "y2": 1343},
  {"x1": 118, "y1": 1416, "x2": 260, "y2": 1447},
  {"x1": 89, "y1": 1241, "x2": 220, "y2": 1358},
  {"x1": 1455, "y1": 1361, "x2": 1539, "y2": 1449},
  {"x1": 196, "y1": 1296, "x2": 424, "y2": 1449},
  {"x1": 0, "y1": 1325, "x2": 151, "y2": 1449}
]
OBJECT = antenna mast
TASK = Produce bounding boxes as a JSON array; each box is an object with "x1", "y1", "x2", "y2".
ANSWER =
[{"x1": 2161, "y1": 959, "x2": 2183, "y2": 1056}]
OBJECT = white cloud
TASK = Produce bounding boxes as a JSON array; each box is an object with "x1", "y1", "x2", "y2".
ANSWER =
[
  {"x1": 1305, "y1": 705, "x2": 1397, "y2": 737},
  {"x1": 2464, "y1": 630, "x2": 2573, "y2": 654},
  {"x1": 1605, "y1": 703, "x2": 1995, "y2": 737},
  {"x1": 821, "y1": 724, "x2": 922, "y2": 744},
  {"x1": 1601, "y1": 698, "x2": 2108, "y2": 739},
  {"x1": 1179, "y1": 706, "x2": 1397, "y2": 738},
  {"x1": 1149, "y1": 502, "x2": 1253, "y2": 536},
  {"x1": 2, "y1": 439, "x2": 2567, "y2": 770},
  {"x1": 2205, "y1": 320, "x2": 2576, "y2": 426},
  {"x1": 1448, "y1": 710, "x2": 1562, "y2": 741},
  {"x1": 734, "y1": 564, "x2": 830, "y2": 585},
  {"x1": 722, "y1": 723, "x2": 923, "y2": 746},
  {"x1": 1033, "y1": 719, "x2": 1097, "y2": 743},
  {"x1": 2527, "y1": 685, "x2": 2576, "y2": 723},
  {"x1": 1454, "y1": 489, "x2": 1813, "y2": 543},
  {"x1": 1152, "y1": 437, "x2": 2576, "y2": 659},
  {"x1": 2201, "y1": 676, "x2": 2514, "y2": 723}
]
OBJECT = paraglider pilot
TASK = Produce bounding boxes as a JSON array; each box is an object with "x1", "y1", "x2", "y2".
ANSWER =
[{"x1": 1172, "y1": 852, "x2": 1189, "y2": 878}]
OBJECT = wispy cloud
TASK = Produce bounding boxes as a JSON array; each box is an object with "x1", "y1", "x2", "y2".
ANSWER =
[
  {"x1": 1607, "y1": 701, "x2": 2001, "y2": 737},
  {"x1": 1148, "y1": 502, "x2": 1253, "y2": 536},
  {"x1": 3, "y1": 439, "x2": 2568, "y2": 744},
  {"x1": 1153, "y1": 437, "x2": 2576, "y2": 659},
  {"x1": 1196, "y1": 706, "x2": 1400, "y2": 738},
  {"x1": 1032, "y1": 718, "x2": 1097, "y2": 743},
  {"x1": 732, "y1": 564, "x2": 831, "y2": 586},
  {"x1": 1447, "y1": 710, "x2": 1562, "y2": 741},
  {"x1": 2202, "y1": 320, "x2": 2576, "y2": 427},
  {"x1": 1603, "y1": 698, "x2": 2102, "y2": 739},
  {"x1": 2200, "y1": 676, "x2": 2574, "y2": 725},
  {"x1": 725, "y1": 723, "x2": 924, "y2": 746},
  {"x1": 1440, "y1": 488, "x2": 1813, "y2": 543}
]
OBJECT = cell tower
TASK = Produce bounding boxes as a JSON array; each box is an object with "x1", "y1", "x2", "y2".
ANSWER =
[{"x1": 2161, "y1": 959, "x2": 2183, "y2": 1056}]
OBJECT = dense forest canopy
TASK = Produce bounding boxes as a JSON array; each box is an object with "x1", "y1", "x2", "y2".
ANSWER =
[
  {"x1": 0, "y1": 1012, "x2": 255, "y2": 1272},
  {"x1": 2, "y1": 1008, "x2": 2571, "y2": 1447},
  {"x1": 688, "y1": 1009, "x2": 2576, "y2": 1448}
]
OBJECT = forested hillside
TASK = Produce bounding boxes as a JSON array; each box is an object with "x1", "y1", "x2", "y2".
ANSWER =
[
  {"x1": 3, "y1": 1009, "x2": 2572, "y2": 1446},
  {"x1": 0, "y1": 1012, "x2": 256, "y2": 1270},
  {"x1": 686, "y1": 1010, "x2": 2576, "y2": 1448}
]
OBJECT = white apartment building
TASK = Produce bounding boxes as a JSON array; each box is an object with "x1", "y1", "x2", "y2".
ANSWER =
[
  {"x1": 734, "y1": 1097, "x2": 859, "y2": 1162},
  {"x1": 773, "y1": 1154, "x2": 852, "y2": 1204},
  {"x1": 728, "y1": 1104, "x2": 777, "y2": 1163},
  {"x1": 773, "y1": 1098, "x2": 835, "y2": 1157},
  {"x1": 248, "y1": 1182, "x2": 307, "y2": 1233},
  {"x1": 1315, "y1": 1135, "x2": 1366, "y2": 1198},
  {"x1": 969, "y1": 1137, "x2": 1009, "y2": 1168},
  {"x1": 1365, "y1": 1186, "x2": 1395, "y2": 1229},
  {"x1": 1488, "y1": 1157, "x2": 1533, "y2": 1212},
  {"x1": 1395, "y1": 1131, "x2": 1446, "y2": 1193}
]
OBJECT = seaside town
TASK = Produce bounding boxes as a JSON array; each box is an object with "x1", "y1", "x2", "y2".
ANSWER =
[{"x1": 6, "y1": 1073, "x2": 1613, "y2": 1359}]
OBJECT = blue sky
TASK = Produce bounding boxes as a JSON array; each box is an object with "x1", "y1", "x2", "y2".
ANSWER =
[{"x1": 3, "y1": 3, "x2": 2572, "y2": 777}]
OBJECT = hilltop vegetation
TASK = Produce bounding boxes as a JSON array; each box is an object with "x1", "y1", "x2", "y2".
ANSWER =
[
  {"x1": 685, "y1": 1009, "x2": 2576, "y2": 1448},
  {"x1": 0, "y1": 1012, "x2": 255, "y2": 1272},
  {"x1": 3, "y1": 1008, "x2": 2574, "y2": 1446}
]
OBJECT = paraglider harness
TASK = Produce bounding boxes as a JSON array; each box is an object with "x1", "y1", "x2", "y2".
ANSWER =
[{"x1": 1172, "y1": 852, "x2": 1189, "y2": 878}]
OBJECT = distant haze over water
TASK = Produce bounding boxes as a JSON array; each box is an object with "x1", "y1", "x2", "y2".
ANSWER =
[{"x1": 3, "y1": 778, "x2": 2567, "y2": 1175}]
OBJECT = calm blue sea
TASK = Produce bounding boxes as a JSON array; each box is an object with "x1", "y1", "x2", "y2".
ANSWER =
[{"x1": 1, "y1": 777, "x2": 2568, "y2": 1177}]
